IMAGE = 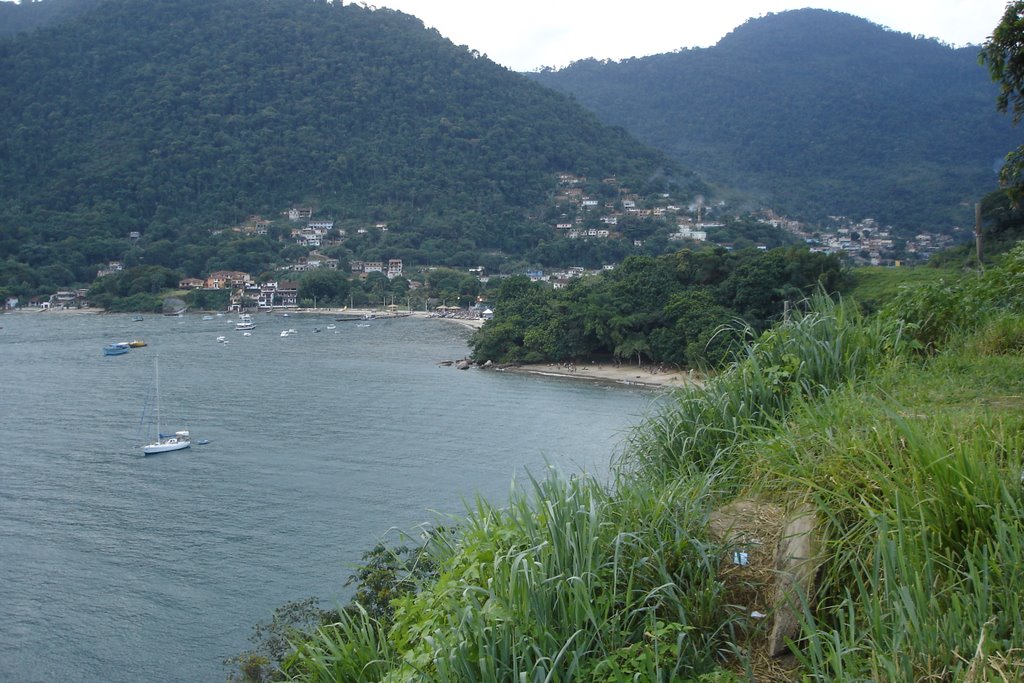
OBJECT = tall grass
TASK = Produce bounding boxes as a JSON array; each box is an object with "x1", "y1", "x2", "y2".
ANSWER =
[
  {"x1": 881, "y1": 242, "x2": 1024, "y2": 352},
  {"x1": 747, "y1": 374, "x2": 1024, "y2": 679},
  {"x1": 622, "y1": 290, "x2": 905, "y2": 480},
  {"x1": 284, "y1": 470, "x2": 742, "y2": 682}
]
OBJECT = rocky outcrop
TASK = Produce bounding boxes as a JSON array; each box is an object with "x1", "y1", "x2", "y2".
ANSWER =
[{"x1": 707, "y1": 498, "x2": 823, "y2": 659}]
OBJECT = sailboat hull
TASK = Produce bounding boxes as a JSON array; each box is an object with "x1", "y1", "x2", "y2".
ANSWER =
[{"x1": 143, "y1": 440, "x2": 191, "y2": 455}]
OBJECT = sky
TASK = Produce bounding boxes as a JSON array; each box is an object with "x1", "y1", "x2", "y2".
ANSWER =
[{"x1": 372, "y1": 1, "x2": 1010, "y2": 71}]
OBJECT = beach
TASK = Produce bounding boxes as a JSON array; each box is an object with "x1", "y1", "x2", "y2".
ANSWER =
[
  {"x1": 501, "y1": 362, "x2": 702, "y2": 389},
  {"x1": 428, "y1": 315, "x2": 700, "y2": 389}
]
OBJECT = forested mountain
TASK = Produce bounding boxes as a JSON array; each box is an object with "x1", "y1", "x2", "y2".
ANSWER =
[
  {"x1": 529, "y1": 9, "x2": 1016, "y2": 233},
  {"x1": 0, "y1": 0, "x2": 696, "y2": 292}
]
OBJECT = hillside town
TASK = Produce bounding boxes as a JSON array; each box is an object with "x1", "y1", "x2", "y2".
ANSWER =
[{"x1": 8, "y1": 172, "x2": 964, "y2": 312}]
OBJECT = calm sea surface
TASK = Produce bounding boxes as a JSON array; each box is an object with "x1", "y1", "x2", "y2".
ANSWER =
[{"x1": 0, "y1": 311, "x2": 659, "y2": 682}]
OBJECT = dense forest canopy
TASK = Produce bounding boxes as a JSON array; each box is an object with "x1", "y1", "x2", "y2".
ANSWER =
[
  {"x1": 0, "y1": 0, "x2": 700, "y2": 296},
  {"x1": 470, "y1": 246, "x2": 848, "y2": 368},
  {"x1": 529, "y1": 9, "x2": 1015, "y2": 232}
]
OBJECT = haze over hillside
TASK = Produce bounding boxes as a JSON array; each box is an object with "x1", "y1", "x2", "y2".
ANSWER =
[{"x1": 529, "y1": 9, "x2": 1016, "y2": 233}]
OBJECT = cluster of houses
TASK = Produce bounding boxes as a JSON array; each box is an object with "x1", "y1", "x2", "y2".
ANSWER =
[
  {"x1": 551, "y1": 174, "x2": 719, "y2": 247},
  {"x1": 177, "y1": 271, "x2": 299, "y2": 310},
  {"x1": 11, "y1": 288, "x2": 92, "y2": 310},
  {"x1": 350, "y1": 259, "x2": 404, "y2": 279},
  {"x1": 757, "y1": 210, "x2": 959, "y2": 265},
  {"x1": 175, "y1": 258, "x2": 406, "y2": 311},
  {"x1": 18, "y1": 181, "x2": 970, "y2": 313},
  {"x1": 551, "y1": 174, "x2": 961, "y2": 264}
]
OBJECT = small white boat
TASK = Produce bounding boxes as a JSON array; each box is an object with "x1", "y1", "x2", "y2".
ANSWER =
[
  {"x1": 326, "y1": 324, "x2": 336, "y2": 330},
  {"x1": 280, "y1": 330, "x2": 290, "y2": 337},
  {"x1": 216, "y1": 335, "x2": 227, "y2": 343},
  {"x1": 235, "y1": 314, "x2": 255, "y2": 331},
  {"x1": 357, "y1": 323, "x2": 370, "y2": 328},
  {"x1": 242, "y1": 332, "x2": 251, "y2": 337}
]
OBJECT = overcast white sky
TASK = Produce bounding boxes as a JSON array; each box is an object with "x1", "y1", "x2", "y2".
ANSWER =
[{"x1": 373, "y1": 1, "x2": 1010, "y2": 71}]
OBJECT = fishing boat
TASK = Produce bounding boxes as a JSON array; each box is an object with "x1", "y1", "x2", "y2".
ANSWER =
[
  {"x1": 104, "y1": 342, "x2": 130, "y2": 356},
  {"x1": 142, "y1": 357, "x2": 191, "y2": 455}
]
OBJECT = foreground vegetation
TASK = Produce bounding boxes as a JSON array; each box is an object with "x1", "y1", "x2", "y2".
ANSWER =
[{"x1": 228, "y1": 244, "x2": 1024, "y2": 681}]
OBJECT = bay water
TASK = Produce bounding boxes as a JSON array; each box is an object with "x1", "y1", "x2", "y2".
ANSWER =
[{"x1": 0, "y1": 311, "x2": 658, "y2": 682}]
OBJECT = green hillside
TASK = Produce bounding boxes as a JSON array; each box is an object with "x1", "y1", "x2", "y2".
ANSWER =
[
  {"x1": 0, "y1": 0, "x2": 699, "y2": 292},
  {"x1": 529, "y1": 9, "x2": 1015, "y2": 233}
]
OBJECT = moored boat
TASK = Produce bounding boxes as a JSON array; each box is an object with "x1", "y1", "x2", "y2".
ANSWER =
[
  {"x1": 128, "y1": 339, "x2": 147, "y2": 348},
  {"x1": 235, "y1": 313, "x2": 255, "y2": 331},
  {"x1": 104, "y1": 342, "x2": 130, "y2": 356},
  {"x1": 141, "y1": 356, "x2": 191, "y2": 455},
  {"x1": 144, "y1": 430, "x2": 191, "y2": 455}
]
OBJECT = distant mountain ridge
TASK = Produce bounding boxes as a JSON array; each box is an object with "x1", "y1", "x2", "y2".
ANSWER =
[{"x1": 529, "y1": 9, "x2": 1016, "y2": 232}]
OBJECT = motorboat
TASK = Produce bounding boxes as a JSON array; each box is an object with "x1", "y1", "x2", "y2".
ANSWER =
[
  {"x1": 104, "y1": 342, "x2": 130, "y2": 356},
  {"x1": 235, "y1": 314, "x2": 255, "y2": 331}
]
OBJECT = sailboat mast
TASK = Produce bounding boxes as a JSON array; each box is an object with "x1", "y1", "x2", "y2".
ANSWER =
[{"x1": 154, "y1": 356, "x2": 161, "y2": 439}]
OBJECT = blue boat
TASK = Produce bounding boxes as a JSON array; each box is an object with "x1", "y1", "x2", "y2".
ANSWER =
[{"x1": 104, "y1": 342, "x2": 130, "y2": 356}]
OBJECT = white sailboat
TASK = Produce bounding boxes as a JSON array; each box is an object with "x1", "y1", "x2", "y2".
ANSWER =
[{"x1": 143, "y1": 356, "x2": 191, "y2": 455}]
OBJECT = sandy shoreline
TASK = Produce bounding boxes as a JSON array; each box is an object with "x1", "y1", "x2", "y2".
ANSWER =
[{"x1": 498, "y1": 362, "x2": 702, "y2": 389}]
